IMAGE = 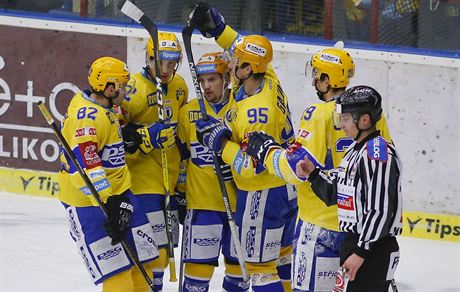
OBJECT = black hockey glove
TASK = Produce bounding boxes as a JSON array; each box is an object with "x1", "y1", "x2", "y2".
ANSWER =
[
  {"x1": 214, "y1": 153, "x2": 233, "y2": 182},
  {"x1": 104, "y1": 194, "x2": 133, "y2": 245},
  {"x1": 121, "y1": 125, "x2": 142, "y2": 154},
  {"x1": 188, "y1": 2, "x2": 226, "y2": 38},
  {"x1": 174, "y1": 191, "x2": 187, "y2": 225},
  {"x1": 246, "y1": 131, "x2": 281, "y2": 163}
]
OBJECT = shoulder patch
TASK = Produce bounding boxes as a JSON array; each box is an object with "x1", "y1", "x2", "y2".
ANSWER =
[{"x1": 367, "y1": 136, "x2": 388, "y2": 162}]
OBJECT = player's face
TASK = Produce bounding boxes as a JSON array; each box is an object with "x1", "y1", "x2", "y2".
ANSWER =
[
  {"x1": 159, "y1": 60, "x2": 178, "y2": 84},
  {"x1": 111, "y1": 83, "x2": 127, "y2": 106},
  {"x1": 147, "y1": 57, "x2": 178, "y2": 84},
  {"x1": 199, "y1": 73, "x2": 224, "y2": 103}
]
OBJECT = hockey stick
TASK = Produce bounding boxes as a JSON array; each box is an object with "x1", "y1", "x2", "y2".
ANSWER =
[
  {"x1": 181, "y1": 10, "x2": 249, "y2": 283},
  {"x1": 37, "y1": 102, "x2": 157, "y2": 292},
  {"x1": 119, "y1": 0, "x2": 177, "y2": 282}
]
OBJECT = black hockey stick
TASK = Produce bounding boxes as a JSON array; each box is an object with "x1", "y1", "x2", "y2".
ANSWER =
[
  {"x1": 37, "y1": 102, "x2": 157, "y2": 292},
  {"x1": 181, "y1": 5, "x2": 249, "y2": 283},
  {"x1": 119, "y1": 0, "x2": 177, "y2": 282}
]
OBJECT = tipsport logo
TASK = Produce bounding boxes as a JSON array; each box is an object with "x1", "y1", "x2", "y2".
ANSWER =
[{"x1": 406, "y1": 216, "x2": 460, "y2": 239}]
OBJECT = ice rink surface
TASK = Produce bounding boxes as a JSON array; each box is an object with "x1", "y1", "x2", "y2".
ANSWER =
[{"x1": 1, "y1": 192, "x2": 459, "y2": 292}]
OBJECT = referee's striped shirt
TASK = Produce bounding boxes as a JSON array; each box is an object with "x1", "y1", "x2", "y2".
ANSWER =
[{"x1": 308, "y1": 131, "x2": 403, "y2": 256}]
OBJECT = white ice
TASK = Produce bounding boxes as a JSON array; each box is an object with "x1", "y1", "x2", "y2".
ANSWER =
[{"x1": 1, "y1": 192, "x2": 459, "y2": 292}]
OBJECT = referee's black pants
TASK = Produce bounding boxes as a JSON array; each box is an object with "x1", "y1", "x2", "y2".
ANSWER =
[{"x1": 340, "y1": 234, "x2": 400, "y2": 292}]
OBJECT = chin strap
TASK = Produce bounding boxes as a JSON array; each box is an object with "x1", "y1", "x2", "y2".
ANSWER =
[
  {"x1": 352, "y1": 113, "x2": 374, "y2": 141},
  {"x1": 235, "y1": 65, "x2": 253, "y2": 81},
  {"x1": 314, "y1": 80, "x2": 331, "y2": 101}
]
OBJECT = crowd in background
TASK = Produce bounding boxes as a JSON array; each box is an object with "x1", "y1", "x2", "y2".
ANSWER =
[{"x1": 0, "y1": 0, "x2": 458, "y2": 53}]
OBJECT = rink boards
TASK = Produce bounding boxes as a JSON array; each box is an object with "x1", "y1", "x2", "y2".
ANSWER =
[{"x1": 1, "y1": 167, "x2": 458, "y2": 243}]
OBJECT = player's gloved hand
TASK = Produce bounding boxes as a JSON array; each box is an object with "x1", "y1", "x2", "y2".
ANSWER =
[
  {"x1": 137, "y1": 122, "x2": 175, "y2": 153},
  {"x1": 104, "y1": 194, "x2": 133, "y2": 245},
  {"x1": 246, "y1": 131, "x2": 281, "y2": 163},
  {"x1": 214, "y1": 153, "x2": 233, "y2": 182},
  {"x1": 189, "y1": 2, "x2": 226, "y2": 38},
  {"x1": 174, "y1": 191, "x2": 187, "y2": 225},
  {"x1": 121, "y1": 125, "x2": 142, "y2": 154},
  {"x1": 196, "y1": 116, "x2": 231, "y2": 153}
]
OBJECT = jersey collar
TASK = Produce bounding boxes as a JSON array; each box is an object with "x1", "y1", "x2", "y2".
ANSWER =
[{"x1": 234, "y1": 79, "x2": 265, "y2": 102}]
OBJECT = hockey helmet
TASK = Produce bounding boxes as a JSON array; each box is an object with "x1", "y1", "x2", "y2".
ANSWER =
[
  {"x1": 88, "y1": 57, "x2": 129, "y2": 93},
  {"x1": 196, "y1": 52, "x2": 229, "y2": 75},
  {"x1": 334, "y1": 85, "x2": 383, "y2": 126},
  {"x1": 233, "y1": 35, "x2": 273, "y2": 74},
  {"x1": 146, "y1": 32, "x2": 182, "y2": 61},
  {"x1": 306, "y1": 46, "x2": 355, "y2": 88}
]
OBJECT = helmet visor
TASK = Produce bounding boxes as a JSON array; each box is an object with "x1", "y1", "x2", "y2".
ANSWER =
[{"x1": 305, "y1": 60, "x2": 319, "y2": 80}]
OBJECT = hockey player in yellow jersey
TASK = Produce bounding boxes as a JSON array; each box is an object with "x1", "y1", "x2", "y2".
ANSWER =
[
  {"x1": 189, "y1": 3, "x2": 297, "y2": 291},
  {"x1": 177, "y1": 52, "x2": 249, "y2": 292},
  {"x1": 58, "y1": 57, "x2": 159, "y2": 292},
  {"x1": 119, "y1": 32, "x2": 188, "y2": 291},
  {"x1": 245, "y1": 44, "x2": 393, "y2": 291}
]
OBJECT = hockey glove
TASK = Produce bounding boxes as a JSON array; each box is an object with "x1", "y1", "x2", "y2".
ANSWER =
[
  {"x1": 137, "y1": 122, "x2": 175, "y2": 154},
  {"x1": 174, "y1": 191, "x2": 187, "y2": 225},
  {"x1": 104, "y1": 194, "x2": 133, "y2": 245},
  {"x1": 246, "y1": 131, "x2": 281, "y2": 163},
  {"x1": 189, "y1": 2, "x2": 226, "y2": 38},
  {"x1": 196, "y1": 116, "x2": 232, "y2": 153},
  {"x1": 214, "y1": 153, "x2": 233, "y2": 182},
  {"x1": 121, "y1": 125, "x2": 142, "y2": 154}
]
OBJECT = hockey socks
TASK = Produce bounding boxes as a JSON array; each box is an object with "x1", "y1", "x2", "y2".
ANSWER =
[
  {"x1": 183, "y1": 262, "x2": 214, "y2": 292},
  {"x1": 247, "y1": 262, "x2": 284, "y2": 292},
  {"x1": 223, "y1": 262, "x2": 250, "y2": 291},
  {"x1": 277, "y1": 246, "x2": 293, "y2": 292}
]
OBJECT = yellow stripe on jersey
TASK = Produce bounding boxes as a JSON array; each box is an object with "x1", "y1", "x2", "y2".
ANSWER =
[
  {"x1": 121, "y1": 71, "x2": 188, "y2": 195},
  {"x1": 177, "y1": 98, "x2": 237, "y2": 211},
  {"x1": 58, "y1": 91, "x2": 131, "y2": 207}
]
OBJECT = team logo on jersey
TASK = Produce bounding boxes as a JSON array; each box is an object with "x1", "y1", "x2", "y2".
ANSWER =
[
  {"x1": 367, "y1": 137, "x2": 388, "y2": 162},
  {"x1": 74, "y1": 127, "x2": 96, "y2": 138},
  {"x1": 96, "y1": 246, "x2": 122, "y2": 260},
  {"x1": 100, "y1": 142, "x2": 125, "y2": 168},
  {"x1": 147, "y1": 92, "x2": 158, "y2": 107},
  {"x1": 249, "y1": 191, "x2": 262, "y2": 220},
  {"x1": 299, "y1": 129, "x2": 311, "y2": 140},
  {"x1": 176, "y1": 87, "x2": 185, "y2": 100},
  {"x1": 78, "y1": 141, "x2": 102, "y2": 169},
  {"x1": 188, "y1": 110, "x2": 202, "y2": 122},
  {"x1": 296, "y1": 251, "x2": 308, "y2": 286},
  {"x1": 337, "y1": 193, "x2": 354, "y2": 211},
  {"x1": 193, "y1": 237, "x2": 220, "y2": 247},
  {"x1": 246, "y1": 226, "x2": 257, "y2": 257},
  {"x1": 190, "y1": 142, "x2": 213, "y2": 166}
]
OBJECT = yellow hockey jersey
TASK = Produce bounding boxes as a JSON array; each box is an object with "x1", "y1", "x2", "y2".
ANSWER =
[
  {"x1": 177, "y1": 98, "x2": 237, "y2": 211},
  {"x1": 58, "y1": 90, "x2": 131, "y2": 207},
  {"x1": 265, "y1": 100, "x2": 392, "y2": 231},
  {"x1": 121, "y1": 69, "x2": 188, "y2": 195},
  {"x1": 216, "y1": 26, "x2": 295, "y2": 191}
]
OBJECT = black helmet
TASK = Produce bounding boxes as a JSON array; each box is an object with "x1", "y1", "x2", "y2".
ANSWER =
[{"x1": 336, "y1": 85, "x2": 382, "y2": 125}]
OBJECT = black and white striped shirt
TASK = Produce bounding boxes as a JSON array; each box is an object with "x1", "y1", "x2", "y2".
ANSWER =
[{"x1": 308, "y1": 131, "x2": 403, "y2": 257}]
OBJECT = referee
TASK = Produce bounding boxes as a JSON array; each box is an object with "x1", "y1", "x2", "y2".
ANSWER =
[{"x1": 296, "y1": 85, "x2": 403, "y2": 292}]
